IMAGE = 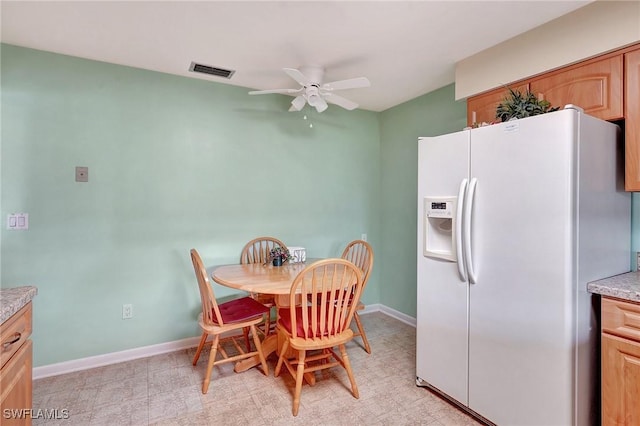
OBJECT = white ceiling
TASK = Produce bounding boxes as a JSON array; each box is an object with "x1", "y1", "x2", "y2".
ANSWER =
[{"x1": 1, "y1": 1, "x2": 592, "y2": 112}]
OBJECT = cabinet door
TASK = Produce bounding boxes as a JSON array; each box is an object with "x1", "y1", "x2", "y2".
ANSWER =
[
  {"x1": 602, "y1": 333, "x2": 640, "y2": 426},
  {"x1": 466, "y1": 84, "x2": 528, "y2": 126},
  {"x1": 625, "y1": 49, "x2": 640, "y2": 191},
  {"x1": 530, "y1": 55, "x2": 623, "y2": 121},
  {"x1": 0, "y1": 340, "x2": 32, "y2": 426}
]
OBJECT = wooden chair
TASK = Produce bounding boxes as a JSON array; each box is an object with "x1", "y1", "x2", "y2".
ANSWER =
[
  {"x1": 341, "y1": 239, "x2": 374, "y2": 354},
  {"x1": 190, "y1": 249, "x2": 270, "y2": 394},
  {"x1": 274, "y1": 258, "x2": 364, "y2": 416},
  {"x1": 240, "y1": 236, "x2": 288, "y2": 336}
]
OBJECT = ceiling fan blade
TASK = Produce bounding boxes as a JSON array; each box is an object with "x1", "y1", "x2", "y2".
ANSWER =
[
  {"x1": 289, "y1": 95, "x2": 306, "y2": 112},
  {"x1": 321, "y1": 77, "x2": 370, "y2": 91},
  {"x1": 323, "y1": 93, "x2": 359, "y2": 110},
  {"x1": 248, "y1": 88, "x2": 302, "y2": 95},
  {"x1": 283, "y1": 68, "x2": 310, "y2": 86},
  {"x1": 313, "y1": 97, "x2": 328, "y2": 113}
]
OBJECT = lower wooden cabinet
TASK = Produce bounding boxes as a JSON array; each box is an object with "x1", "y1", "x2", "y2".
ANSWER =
[
  {"x1": 602, "y1": 297, "x2": 640, "y2": 425},
  {"x1": 0, "y1": 340, "x2": 32, "y2": 426},
  {"x1": 0, "y1": 303, "x2": 33, "y2": 426}
]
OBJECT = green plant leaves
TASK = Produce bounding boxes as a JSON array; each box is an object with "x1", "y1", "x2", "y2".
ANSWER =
[{"x1": 495, "y1": 87, "x2": 560, "y2": 122}]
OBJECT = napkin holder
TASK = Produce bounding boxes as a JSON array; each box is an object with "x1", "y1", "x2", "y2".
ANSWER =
[{"x1": 288, "y1": 246, "x2": 307, "y2": 263}]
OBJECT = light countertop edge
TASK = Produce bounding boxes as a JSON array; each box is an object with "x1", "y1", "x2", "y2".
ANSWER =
[
  {"x1": 587, "y1": 271, "x2": 640, "y2": 303},
  {"x1": 0, "y1": 286, "x2": 38, "y2": 323}
]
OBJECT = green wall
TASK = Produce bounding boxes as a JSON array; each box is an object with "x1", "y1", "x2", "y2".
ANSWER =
[
  {"x1": 1, "y1": 44, "x2": 381, "y2": 366},
  {"x1": 379, "y1": 85, "x2": 467, "y2": 317}
]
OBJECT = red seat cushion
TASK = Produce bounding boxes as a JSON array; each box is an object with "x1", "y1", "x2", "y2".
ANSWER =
[{"x1": 212, "y1": 297, "x2": 270, "y2": 325}]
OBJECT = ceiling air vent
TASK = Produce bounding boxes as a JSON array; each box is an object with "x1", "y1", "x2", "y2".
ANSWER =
[{"x1": 189, "y1": 62, "x2": 235, "y2": 79}]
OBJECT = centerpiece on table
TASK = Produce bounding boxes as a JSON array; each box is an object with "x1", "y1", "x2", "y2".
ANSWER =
[{"x1": 268, "y1": 246, "x2": 292, "y2": 267}]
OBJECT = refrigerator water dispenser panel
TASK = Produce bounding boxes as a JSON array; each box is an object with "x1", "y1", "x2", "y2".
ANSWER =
[{"x1": 423, "y1": 196, "x2": 458, "y2": 261}]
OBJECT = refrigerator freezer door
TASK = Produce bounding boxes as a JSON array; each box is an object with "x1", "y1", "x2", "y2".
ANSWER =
[
  {"x1": 467, "y1": 111, "x2": 577, "y2": 425},
  {"x1": 417, "y1": 131, "x2": 470, "y2": 405}
]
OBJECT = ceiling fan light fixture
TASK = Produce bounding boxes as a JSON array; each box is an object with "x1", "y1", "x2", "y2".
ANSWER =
[
  {"x1": 290, "y1": 95, "x2": 306, "y2": 111},
  {"x1": 305, "y1": 86, "x2": 320, "y2": 105},
  {"x1": 313, "y1": 97, "x2": 328, "y2": 113},
  {"x1": 315, "y1": 104, "x2": 327, "y2": 113},
  {"x1": 307, "y1": 93, "x2": 321, "y2": 107}
]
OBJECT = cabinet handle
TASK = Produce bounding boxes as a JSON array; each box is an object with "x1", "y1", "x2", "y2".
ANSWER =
[{"x1": 2, "y1": 332, "x2": 22, "y2": 350}]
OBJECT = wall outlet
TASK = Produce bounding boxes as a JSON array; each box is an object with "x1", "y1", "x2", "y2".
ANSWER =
[
  {"x1": 637, "y1": 252, "x2": 640, "y2": 271},
  {"x1": 75, "y1": 166, "x2": 88, "y2": 182},
  {"x1": 361, "y1": 233, "x2": 367, "y2": 242},
  {"x1": 122, "y1": 304, "x2": 133, "y2": 319}
]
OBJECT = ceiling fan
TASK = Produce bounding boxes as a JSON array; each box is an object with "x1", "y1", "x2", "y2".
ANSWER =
[{"x1": 248, "y1": 66, "x2": 370, "y2": 113}]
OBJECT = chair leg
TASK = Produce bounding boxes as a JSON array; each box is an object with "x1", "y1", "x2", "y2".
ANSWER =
[
  {"x1": 339, "y1": 343, "x2": 359, "y2": 399},
  {"x1": 243, "y1": 326, "x2": 251, "y2": 353},
  {"x1": 193, "y1": 332, "x2": 208, "y2": 366},
  {"x1": 263, "y1": 311, "x2": 271, "y2": 337},
  {"x1": 353, "y1": 312, "x2": 371, "y2": 354},
  {"x1": 202, "y1": 335, "x2": 220, "y2": 394},
  {"x1": 250, "y1": 324, "x2": 269, "y2": 376},
  {"x1": 292, "y1": 349, "x2": 306, "y2": 417},
  {"x1": 274, "y1": 338, "x2": 290, "y2": 377}
]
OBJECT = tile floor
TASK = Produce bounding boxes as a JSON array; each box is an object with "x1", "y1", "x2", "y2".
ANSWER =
[{"x1": 32, "y1": 313, "x2": 482, "y2": 425}]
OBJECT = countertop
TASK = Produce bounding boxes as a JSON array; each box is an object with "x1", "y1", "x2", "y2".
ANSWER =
[
  {"x1": 0, "y1": 286, "x2": 38, "y2": 323},
  {"x1": 587, "y1": 272, "x2": 640, "y2": 303}
]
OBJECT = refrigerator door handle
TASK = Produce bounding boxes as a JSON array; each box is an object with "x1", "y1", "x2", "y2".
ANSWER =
[
  {"x1": 464, "y1": 178, "x2": 478, "y2": 284},
  {"x1": 456, "y1": 178, "x2": 468, "y2": 281}
]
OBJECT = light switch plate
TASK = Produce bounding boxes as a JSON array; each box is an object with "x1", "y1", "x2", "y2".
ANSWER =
[
  {"x1": 6, "y1": 213, "x2": 28, "y2": 230},
  {"x1": 75, "y1": 166, "x2": 88, "y2": 182}
]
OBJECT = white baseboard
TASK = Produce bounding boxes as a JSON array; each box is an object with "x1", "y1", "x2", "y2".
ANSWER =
[
  {"x1": 33, "y1": 305, "x2": 416, "y2": 380},
  {"x1": 359, "y1": 303, "x2": 416, "y2": 327},
  {"x1": 33, "y1": 336, "x2": 202, "y2": 380}
]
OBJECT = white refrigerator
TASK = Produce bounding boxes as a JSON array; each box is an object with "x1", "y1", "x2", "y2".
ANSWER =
[{"x1": 416, "y1": 107, "x2": 630, "y2": 426}]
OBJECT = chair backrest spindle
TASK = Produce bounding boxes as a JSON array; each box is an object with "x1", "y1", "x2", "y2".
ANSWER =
[{"x1": 190, "y1": 249, "x2": 224, "y2": 326}]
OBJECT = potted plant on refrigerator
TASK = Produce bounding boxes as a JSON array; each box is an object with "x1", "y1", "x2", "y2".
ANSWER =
[{"x1": 496, "y1": 87, "x2": 559, "y2": 122}]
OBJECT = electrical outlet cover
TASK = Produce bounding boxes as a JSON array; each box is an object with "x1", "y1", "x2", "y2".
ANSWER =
[
  {"x1": 76, "y1": 166, "x2": 89, "y2": 182},
  {"x1": 122, "y1": 304, "x2": 133, "y2": 319}
]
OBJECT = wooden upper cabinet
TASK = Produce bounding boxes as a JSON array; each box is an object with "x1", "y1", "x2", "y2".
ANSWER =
[
  {"x1": 625, "y1": 48, "x2": 640, "y2": 191},
  {"x1": 466, "y1": 84, "x2": 528, "y2": 126},
  {"x1": 530, "y1": 55, "x2": 623, "y2": 121}
]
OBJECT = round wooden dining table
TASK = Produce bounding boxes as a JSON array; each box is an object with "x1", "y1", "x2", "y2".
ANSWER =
[
  {"x1": 211, "y1": 259, "x2": 322, "y2": 373},
  {"x1": 212, "y1": 260, "x2": 320, "y2": 297}
]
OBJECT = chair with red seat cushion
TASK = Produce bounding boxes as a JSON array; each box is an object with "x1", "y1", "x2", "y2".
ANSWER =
[
  {"x1": 274, "y1": 258, "x2": 364, "y2": 416},
  {"x1": 190, "y1": 248, "x2": 270, "y2": 394},
  {"x1": 341, "y1": 239, "x2": 374, "y2": 353}
]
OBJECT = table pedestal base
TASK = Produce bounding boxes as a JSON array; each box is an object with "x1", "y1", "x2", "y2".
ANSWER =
[{"x1": 233, "y1": 333, "x2": 316, "y2": 385}]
